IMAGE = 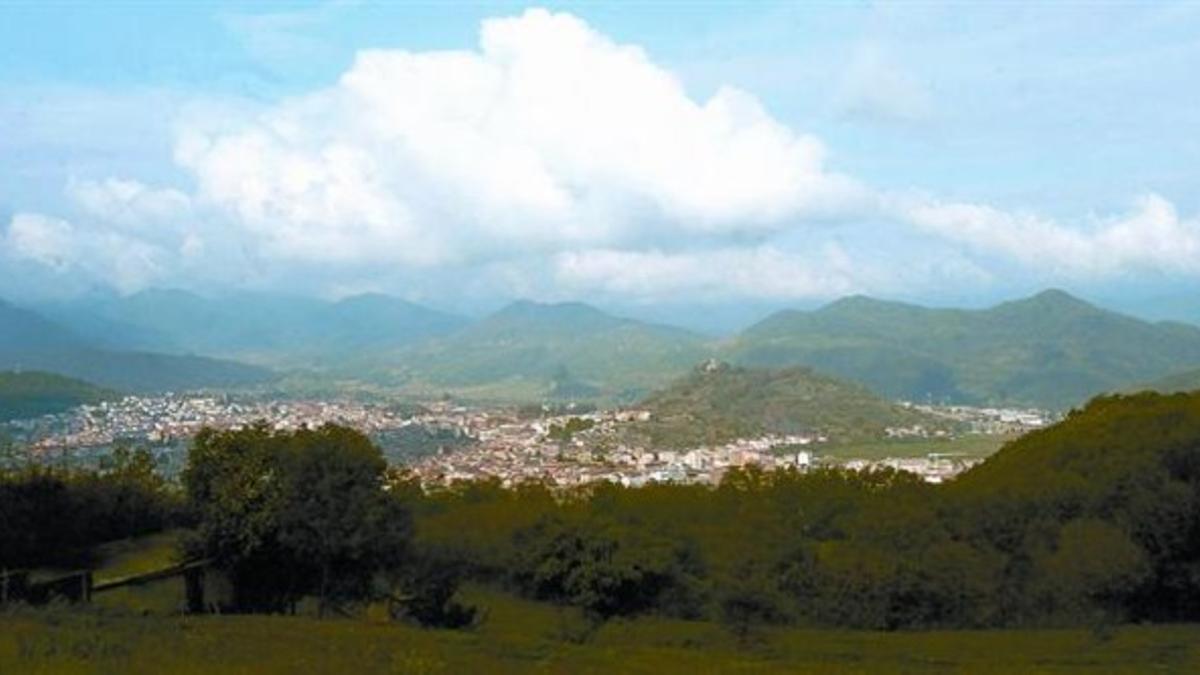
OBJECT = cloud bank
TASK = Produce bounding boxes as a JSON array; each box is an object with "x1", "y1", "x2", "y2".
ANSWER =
[{"x1": 2, "y1": 8, "x2": 1199, "y2": 304}]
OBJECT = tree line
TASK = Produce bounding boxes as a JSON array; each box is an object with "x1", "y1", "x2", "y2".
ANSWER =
[{"x1": 1, "y1": 445, "x2": 182, "y2": 570}]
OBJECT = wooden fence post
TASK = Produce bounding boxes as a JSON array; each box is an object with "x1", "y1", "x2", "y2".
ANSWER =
[{"x1": 185, "y1": 566, "x2": 205, "y2": 614}]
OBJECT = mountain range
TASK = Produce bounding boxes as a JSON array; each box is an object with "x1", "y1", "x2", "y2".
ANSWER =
[
  {"x1": 726, "y1": 289, "x2": 1200, "y2": 409},
  {"x1": 359, "y1": 290, "x2": 1200, "y2": 408},
  {"x1": 0, "y1": 300, "x2": 273, "y2": 393},
  {"x1": 8, "y1": 288, "x2": 1200, "y2": 409},
  {"x1": 41, "y1": 289, "x2": 467, "y2": 366},
  {"x1": 365, "y1": 300, "x2": 712, "y2": 402}
]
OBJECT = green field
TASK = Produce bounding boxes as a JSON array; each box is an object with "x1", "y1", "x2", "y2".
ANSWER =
[
  {"x1": 819, "y1": 433, "x2": 1015, "y2": 460},
  {"x1": 89, "y1": 530, "x2": 185, "y2": 582},
  {"x1": 2, "y1": 586, "x2": 1198, "y2": 673}
]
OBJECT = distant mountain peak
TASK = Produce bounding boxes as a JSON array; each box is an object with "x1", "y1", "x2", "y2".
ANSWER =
[
  {"x1": 334, "y1": 292, "x2": 415, "y2": 308},
  {"x1": 493, "y1": 299, "x2": 612, "y2": 321},
  {"x1": 503, "y1": 299, "x2": 598, "y2": 311},
  {"x1": 1002, "y1": 288, "x2": 1098, "y2": 314},
  {"x1": 817, "y1": 294, "x2": 917, "y2": 315},
  {"x1": 1032, "y1": 288, "x2": 1084, "y2": 303},
  {"x1": 821, "y1": 294, "x2": 880, "y2": 309}
]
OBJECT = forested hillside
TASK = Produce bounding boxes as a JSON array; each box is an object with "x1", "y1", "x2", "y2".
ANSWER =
[
  {"x1": 633, "y1": 361, "x2": 946, "y2": 448},
  {"x1": 386, "y1": 301, "x2": 712, "y2": 401},
  {"x1": 726, "y1": 290, "x2": 1200, "y2": 409},
  {"x1": 0, "y1": 371, "x2": 115, "y2": 421}
]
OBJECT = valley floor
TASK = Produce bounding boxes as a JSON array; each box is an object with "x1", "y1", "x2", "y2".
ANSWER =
[{"x1": 3, "y1": 587, "x2": 1198, "y2": 674}]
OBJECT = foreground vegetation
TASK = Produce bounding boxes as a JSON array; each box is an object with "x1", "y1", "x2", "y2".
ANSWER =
[
  {"x1": 0, "y1": 445, "x2": 182, "y2": 570},
  {"x1": 4, "y1": 591, "x2": 1199, "y2": 673}
]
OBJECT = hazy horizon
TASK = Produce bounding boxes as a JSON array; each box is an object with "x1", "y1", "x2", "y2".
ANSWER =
[{"x1": 7, "y1": 283, "x2": 1198, "y2": 339}]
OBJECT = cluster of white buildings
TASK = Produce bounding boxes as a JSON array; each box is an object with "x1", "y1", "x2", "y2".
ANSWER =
[
  {"x1": 902, "y1": 403, "x2": 1053, "y2": 434},
  {"x1": 410, "y1": 402, "x2": 1043, "y2": 487},
  {"x1": 16, "y1": 395, "x2": 419, "y2": 453},
  {"x1": 841, "y1": 455, "x2": 984, "y2": 484},
  {"x1": 410, "y1": 408, "x2": 824, "y2": 487}
]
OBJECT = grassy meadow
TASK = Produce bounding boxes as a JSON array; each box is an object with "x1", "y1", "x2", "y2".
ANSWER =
[
  {"x1": 819, "y1": 433, "x2": 1014, "y2": 460},
  {"x1": 3, "y1": 585, "x2": 1199, "y2": 673},
  {"x1": 5, "y1": 501, "x2": 1200, "y2": 673}
]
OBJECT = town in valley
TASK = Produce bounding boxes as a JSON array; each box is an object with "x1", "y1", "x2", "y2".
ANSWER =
[{"x1": 3, "y1": 393, "x2": 1052, "y2": 486}]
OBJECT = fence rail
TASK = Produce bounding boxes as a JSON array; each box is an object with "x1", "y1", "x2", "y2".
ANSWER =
[
  {"x1": 2, "y1": 559, "x2": 212, "y2": 611},
  {"x1": 91, "y1": 559, "x2": 212, "y2": 593}
]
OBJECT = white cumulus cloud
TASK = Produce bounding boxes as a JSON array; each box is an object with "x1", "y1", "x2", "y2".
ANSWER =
[
  {"x1": 2, "y1": 212, "x2": 167, "y2": 293},
  {"x1": 891, "y1": 192, "x2": 1200, "y2": 278},
  {"x1": 66, "y1": 177, "x2": 193, "y2": 230},
  {"x1": 175, "y1": 8, "x2": 862, "y2": 268}
]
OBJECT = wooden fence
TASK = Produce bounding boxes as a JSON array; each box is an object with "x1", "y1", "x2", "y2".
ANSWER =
[
  {"x1": 2, "y1": 559, "x2": 213, "y2": 612},
  {"x1": 91, "y1": 559, "x2": 212, "y2": 613},
  {"x1": 1, "y1": 568, "x2": 91, "y2": 605}
]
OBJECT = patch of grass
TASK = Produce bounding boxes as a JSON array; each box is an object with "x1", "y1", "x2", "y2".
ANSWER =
[
  {"x1": 91, "y1": 529, "x2": 185, "y2": 583},
  {"x1": 83, "y1": 530, "x2": 190, "y2": 615},
  {"x1": 4, "y1": 590, "x2": 1199, "y2": 673},
  {"x1": 819, "y1": 434, "x2": 1014, "y2": 461}
]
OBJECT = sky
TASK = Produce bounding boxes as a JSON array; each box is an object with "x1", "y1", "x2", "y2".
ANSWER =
[{"x1": 1, "y1": 1, "x2": 1198, "y2": 328}]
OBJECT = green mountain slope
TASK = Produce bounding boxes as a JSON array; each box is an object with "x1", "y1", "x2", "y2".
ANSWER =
[
  {"x1": 388, "y1": 301, "x2": 712, "y2": 401},
  {"x1": 0, "y1": 371, "x2": 116, "y2": 421},
  {"x1": 726, "y1": 289, "x2": 1200, "y2": 409},
  {"x1": 953, "y1": 390, "x2": 1200, "y2": 518},
  {"x1": 633, "y1": 361, "x2": 945, "y2": 448},
  {"x1": 1135, "y1": 367, "x2": 1200, "y2": 394},
  {"x1": 0, "y1": 300, "x2": 274, "y2": 393}
]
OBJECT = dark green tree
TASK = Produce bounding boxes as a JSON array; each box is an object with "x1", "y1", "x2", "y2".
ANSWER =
[{"x1": 183, "y1": 423, "x2": 412, "y2": 615}]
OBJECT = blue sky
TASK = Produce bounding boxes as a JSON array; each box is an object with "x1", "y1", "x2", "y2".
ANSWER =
[{"x1": 1, "y1": 1, "x2": 1198, "y2": 326}]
